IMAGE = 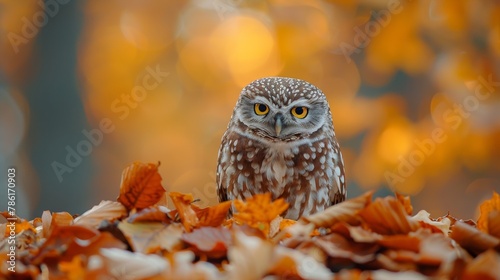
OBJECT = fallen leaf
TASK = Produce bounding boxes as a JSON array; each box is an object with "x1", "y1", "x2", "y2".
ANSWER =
[
  {"x1": 270, "y1": 246, "x2": 332, "y2": 279},
  {"x1": 163, "y1": 250, "x2": 222, "y2": 279},
  {"x1": 300, "y1": 191, "x2": 373, "y2": 228},
  {"x1": 410, "y1": 210, "x2": 451, "y2": 235},
  {"x1": 396, "y1": 193, "x2": 413, "y2": 215},
  {"x1": 100, "y1": 248, "x2": 168, "y2": 280},
  {"x1": 378, "y1": 234, "x2": 420, "y2": 253},
  {"x1": 477, "y1": 192, "x2": 500, "y2": 234},
  {"x1": 30, "y1": 225, "x2": 126, "y2": 265},
  {"x1": 487, "y1": 210, "x2": 500, "y2": 239},
  {"x1": 73, "y1": 200, "x2": 127, "y2": 228},
  {"x1": 358, "y1": 196, "x2": 419, "y2": 235},
  {"x1": 232, "y1": 193, "x2": 288, "y2": 236},
  {"x1": 225, "y1": 231, "x2": 274, "y2": 280},
  {"x1": 312, "y1": 233, "x2": 380, "y2": 265},
  {"x1": 127, "y1": 205, "x2": 172, "y2": 224},
  {"x1": 182, "y1": 226, "x2": 231, "y2": 258},
  {"x1": 117, "y1": 162, "x2": 166, "y2": 211},
  {"x1": 462, "y1": 249, "x2": 500, "y2": 280},
  {"x1": 169, "y1": 192, "x2": 199, "y2": 232},
  {"x1": 450, "y1": 221, "x2": 500, "y2": 256},
  {"x1": 118, "y1": 221, "x2": 184, "y2": 253},
  {"x1": 58, "y1": 255, "x2": 86, "y2": 280},
  {"x1": 193, "y1": 201, "x2": 232, "y2": 227}
]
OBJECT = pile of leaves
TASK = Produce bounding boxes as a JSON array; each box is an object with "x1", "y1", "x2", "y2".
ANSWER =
[{"x1": 1, "y1": 162, "x2": 499, "y2": 279}]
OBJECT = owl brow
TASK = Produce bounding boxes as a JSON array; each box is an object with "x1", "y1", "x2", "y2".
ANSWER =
[{"x1": 251, "y1": 96, "x2": 273, "y2": 106}]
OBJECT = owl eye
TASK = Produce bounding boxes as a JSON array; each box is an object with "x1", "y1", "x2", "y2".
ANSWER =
[
  {"x1": 254, "y1": 103, "x2": 269, "y2": 116},
  {"x1": 291, "y1": 106, "x2": 308, "y2": 119}
]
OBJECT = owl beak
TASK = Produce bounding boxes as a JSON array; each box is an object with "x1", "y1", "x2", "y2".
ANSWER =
[{"x1": 274, "y1": 114, "x2": 283, "y2": 136}]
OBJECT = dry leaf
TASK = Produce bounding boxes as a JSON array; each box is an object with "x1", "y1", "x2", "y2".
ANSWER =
[
  {"x1": 182, "y1": 226, "x2": 231, "y2": 258},
  {"x1": 127, "y1": 205, "x2": 172, "y2": 224},
  {"x1": 477, "y1": 192, "x2": 500, "y2": 234},
  {"x1": 118, "y1": 221, "x2": 184, "y2": 253},
  {"x1": 193, "y1": 201, "x2": 232, "y2": 227},
  {"x1": 270, "y1": 246, "x2": 332, "y2": 279},
  {"x1": 73, "y1": 200, "x2": 127, "y2": 228},
  {"x1": 162, "y1": 251, "x2": 221, "y2": 280},
  {"x1": 300, "y1": 191, "x2": 373, "y2": 228},
  {"x1": 169, "y1": 192, "x2": 199, "y2": 232},
  {"x1": 358, "y1": 196, "x2": 419, "y2": 235},
  {"x1": 462, "y1": 249, "x2": 500, "y2": 280},
  {"x1": 396, "y1": 193, "x2": 413, "y2": 215},
  {"x1": 233, "y1": 193, "x2": 288, "y2": 236},
  {"x1": 101, "y1": 248, "x2": 168, "y2": 280},
  {"x1": 30, "y1": 225, "x2": 126, "y2": 265},
  {"x1": 450, "y1": 221, "x2": 500, "y2": 256},
  {"x1": 410, "y1": 210, "x2": 451, "y2": 235},
  {"x1": 58, "y1": 255, "x2": 86, "y2": 280},
  {"x1": 312, "y1": 233, "x2": 380, "y2": 265},
  {"x1": 225, "y1": 231, "x2": 274, "y2": 280},
  {"x1": 117, "y1": 162, "x2": 166, "y2": 211},
  {"x1": 487, "y1": 210, "x2": 500, "y2": 239}
]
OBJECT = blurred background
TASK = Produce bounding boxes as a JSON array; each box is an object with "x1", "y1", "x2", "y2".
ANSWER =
[{"x1": 0, "y1": 0, "x2": 499, "y2": 220}]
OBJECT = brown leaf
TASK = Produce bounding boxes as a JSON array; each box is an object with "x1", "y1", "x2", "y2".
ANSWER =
[
  {"x1": 169, "y1": 192, "x2": 199, "y2": 232},
  {"x1": 100, "y1": 248, "x2": 168, "y2": 279},
  {"x1": 117, "y1": 161, "x2": 166, "y2": 211},
  {"x1": 410, "y1": 210, "x2": 451, "y2": 234},
  {"x1": 226, "y1": 231, "x2": 274, "y2": 280},
  {"x1": 233, "y1": 193, "x2": 289, "y2": 236},
  {"x1": 30, "y1": 225, "x2": 126, "y2": 265},
  {"x1": 193, "y1": 201, "x2": 232, "y2": 227},
  {"x1": 182, "y1": 226, "x2": 231, "y2": 258},
  {"x1": 450, "y1": 221, "x2": 500, "y2": 256},
  {"x1": 358, "y1": 196, "x2": 419, "y2": 235},
  {"x1": 73, "y1": 200, "x2": 127, "y2": 228},
  {"x1": 396, "y1": 193, "x2": 413, "y2": 215},
  {"x1": 118, "y1": 221, "x2": 184, "y2": 253},
  {"x1": 378, "y1": 234, "x2": 420, "y2": 252},
  {"x1": 330, "y1": 222, "x2": 381, "y2": 243},
  {"x1": 487, "y1": 210, "x2": 500, "y2": 239},
  {"x1": 41, "y1": 211, "x2": 73, "y2": 238},
  {"x1": 312, "y1": 233, "x2": 380, "y2": 264},
  {"x1": 462, "y1": 249, "x2": 500, "y2": 280},
  {"x1": 299, "y1": 191, "x2": 373, "y2": 228},
  {"x1": 477, "y1": 192, "x2": 500, "y2": 234},
  {"x1": 127, "y1": 205, "x2": 172, "y2": 224}
]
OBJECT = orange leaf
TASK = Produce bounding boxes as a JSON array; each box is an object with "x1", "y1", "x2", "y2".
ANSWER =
[
  {"x1": 477, "y1": 192, "x2": 500, "y2": 234},
  {"x1": 73, "y1": 200, "x2": 127, "y2": 228},
  {"x1": 193, "y1": 201, "x2": 232, "y2": 227},
  {"x1": 182, "y1": 226, "x2": 231, "y2": 258},
  {"x1": 358, "y1": 196, "x2": 420, "y2": 235},
  {"x1": 396, "y1": 193, "x2": 413, "y2": 215},
  {"x1": 233, "y1": 193, "x2": 288, "y2": 235},
  {"x1": 117, "y1": 162, "x2": 166, "y2": 211},
  {"x1": 300, "y1": 191, "x2": 373, "y2": 228},
  {"x1": 30, "y1": 225, "x2": 126, "y2": 265},
  {"x1": 118, "y1": 221, "x2": 184, "y2": 253},
  {"x1": 450, "y1": 221, "x2": 500, "y2": 256},
  {"x1": 169, "y1": 192, "x2": 199, "y2": 231},
  {"x1": 58, "y1": 255, "x2": 86, "y2": 280},
  {"x1": 127, "y1": 206, "x2": 172, "y2": 224}
]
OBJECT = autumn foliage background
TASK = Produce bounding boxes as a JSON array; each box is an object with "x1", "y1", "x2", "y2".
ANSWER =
[{"x1": 0, "y1": 0, "x2": 500, "y2": 220}]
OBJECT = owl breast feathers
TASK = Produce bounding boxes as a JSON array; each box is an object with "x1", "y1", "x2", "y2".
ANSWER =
[{"x1": 216, "y1": 77, "x2": 346, "y2": 220}]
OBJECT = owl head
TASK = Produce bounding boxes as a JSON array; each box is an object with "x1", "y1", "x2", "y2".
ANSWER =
[{"x1": 233, "y1": 77, "x2": 332, "y2": 140}]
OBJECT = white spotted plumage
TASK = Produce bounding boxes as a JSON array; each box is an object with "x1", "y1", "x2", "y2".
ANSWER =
[{"x1": 216, "y1": 77, "x2": 346, "y2": 219}]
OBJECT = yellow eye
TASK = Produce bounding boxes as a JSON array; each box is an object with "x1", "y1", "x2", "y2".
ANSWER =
[
  {"x1": 254, "y1": 103, "x2": 269, "y2": 115},
  {"x1": 291, "y1": 106, "x2": 308, "y2": 119}
]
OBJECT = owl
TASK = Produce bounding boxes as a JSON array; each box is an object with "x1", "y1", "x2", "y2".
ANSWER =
[{"x1": 216, "y1": 77, "x2": 346, "y2": 220}]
